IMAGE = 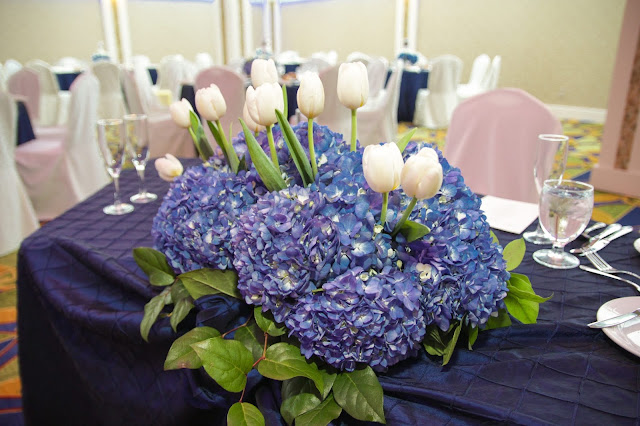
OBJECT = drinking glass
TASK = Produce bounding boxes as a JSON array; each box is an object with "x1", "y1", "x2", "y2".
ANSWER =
[
  {"x1": 125, "y1": 114, "x2": 157, "y2": 203},
  {"x1": 533, "y1": 179, "x2": 594, "y2": 269},
  {"x1": 97, "y1": 118, "x2": 134, "y2": 215},
  {"x1": 524, "y1": 134, "x2": 569, "y2": 245}
]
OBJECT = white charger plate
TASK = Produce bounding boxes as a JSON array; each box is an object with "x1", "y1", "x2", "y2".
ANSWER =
[
  {"x1": 596, "y1": 296, "x2": 640, "y2": 358},
  {"x1": 634, "y1": 238, "x2": 640, "y2": 254}
]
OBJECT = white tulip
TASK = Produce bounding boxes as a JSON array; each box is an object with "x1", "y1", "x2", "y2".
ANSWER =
[
  {"x1": 337, "y1": 62, "x2": 369, "y2": 110},
  {"x1": 195, "y1": 84, "x2": 227, "y2": 122},
  {"x1": 401, "y1": 154, "x2": 443, "y2": 200},
  {"x1": 243, "y1": 102, "x2": 264, "y2": 133},
  {"x1": 155, "y1": 154, "x2": 183, "y2": 182},
  {"x1": 245, "y1": 83, "x2": 284, "y2": 127},
  {"x1": 296, "y1": 71, "x2": 324, "y2": 119},
  {"x1": 362, "y1": 143, "x2": 404, "y2": 193},
  {"x1": 251, "y1": 58, "x2": 279, "y2": 88},
  {"x1": 169, "y1": 98, "x2": 193, "y2": 128}
]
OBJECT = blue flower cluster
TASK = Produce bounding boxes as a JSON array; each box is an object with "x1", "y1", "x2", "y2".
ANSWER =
[{"x1": 152, "y1": 123, "x2": 510, "y2": 372}]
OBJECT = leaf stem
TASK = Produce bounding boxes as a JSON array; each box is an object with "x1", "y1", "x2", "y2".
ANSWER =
[
  {"x1": 308, "y1": 118, "x2": 317, "y2": 179},
  {"x1": 391, "y1": 197, "x2": 417, "y2": 238},
  {"x1": 239, "y1": 387, "x2": 245, "y2": 403},
  {"x1": 350, "y1": 108, "x2": 357, "y2": 152},
  {"x1": 266, "y1": 124, "x2": 281, "y2": 174},
  {"x1": 221, "y1": 314, "x2": 253, "y2": 339},
  {"x1": 251, "y1": 332, "x2": 269, "y2": 369},
  {"x1": 380, "y1": 192, "x2": 389, "y2": 224}
]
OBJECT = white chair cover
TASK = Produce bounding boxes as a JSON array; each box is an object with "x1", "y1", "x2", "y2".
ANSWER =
[
  {"x1": 4, "y1": 59, "x2": 22, "y2": 80},
  {"x1": 121, "y1": 68, "x2": 196, "y2": 158},
  {"x1": 91, "y1": 61, "x2": 127, "y2": 119},
  {"x1": 444, "y1": 88, "x2": 563, "y2": 203},
  {"x1": 457, "y1": 54, "x2": 491, "y2": 102},
  {"x1": 311, "y1": 51, "x2": 338, "y2": 66},
  {"x1": 194, "y1": 66, "x2": 247, "y2": 138},
  {"x1": 276, "y1": 50, "x2": 303, "y2": 65},
  {"x1": 26, "y1": 60, "x2": 68, "y2": 126},
  {"x1": 357, "y1": 64, "x2": 403, "y2": 147},
  {"x1": 346, "y1": 51, "x2": 371, "y2": 65},
  {"x1": 0, "y1": 64, "x2": 5, "y2": 92},
  {"x1": 367, "y1": 57, "x2": 388, "y2": 99},
  {"x1": 413, "y1": 54, "x2": 463, "y2": 129},
  {"x1": 7, "y1": 68, "x2": 40, "y2": 123},
  {"x1": 195, "y1": 52, "x2": 214, "y2": 71},
  {"x1": 157, "y1": 55, "x2": 195, "y2": 101},
  {"x1": 55, "y1": 56, "x2": 87, "y2": 70},
  {"x1": 0, "y1": 91, "x2": 39, "y2": 255},
  {"x1": 314, "y1": 65, "x2": 351, "y2": 138},
  {"x1": 15, "y1": 73, "x2": 111, "y2": 220},
  {"x1": 296, "y1": 58, "x2": 331, "y2": 79},
  {"x1": 486, "y1": 55, "x2": 502, "y2": 90}
]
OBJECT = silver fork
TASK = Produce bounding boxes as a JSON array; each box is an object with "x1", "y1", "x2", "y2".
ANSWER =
[{"x1": 585, "y1": 251, "x2": 640, "y2": 281}]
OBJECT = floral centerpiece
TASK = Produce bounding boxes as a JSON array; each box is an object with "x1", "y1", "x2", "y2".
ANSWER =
[{"x1": 136, "y1": 59, "x2": 549, "y2": 425}]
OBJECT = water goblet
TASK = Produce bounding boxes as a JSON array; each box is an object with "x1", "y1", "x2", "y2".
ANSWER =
[
  {"x1": 524, "y1": 134, "x2": 569, "y2": 245},
  {"x1": 96, "y1": 118, "x2": 134, "y2": 215},
  {"x1": 125, "y1": 114, "x2": 157, "y2": 203},
  {"x1": 533, "y1": 179, "x2": 594, "y2": 269}
]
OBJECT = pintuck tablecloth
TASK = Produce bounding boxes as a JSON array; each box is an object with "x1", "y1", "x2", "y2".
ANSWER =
[{"x1": 17, "y1": 159, "x2": 640, "y2": 425}]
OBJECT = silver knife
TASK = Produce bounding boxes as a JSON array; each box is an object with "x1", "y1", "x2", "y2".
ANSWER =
[
  {"x1": 575, "y1": 226, "x2": 634, "y2": 255},
  {"x1": 579, "y1": 265, "x2": 640, "y2": 292},
  {"x1": 588, "y1": 308, "x2": 640, "y2": 328},
  {"x1": 570, "y1": 223, "x2": 623, "y2": 253},
  {"x1": 580, "y1": 222, "x2": 606, "y2": 239}
]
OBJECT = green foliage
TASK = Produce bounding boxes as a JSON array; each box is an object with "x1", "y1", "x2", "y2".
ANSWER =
[
  {"x1": 333, "y1": 367, "x2": 386, "y2": 424},
  {"x1": 295, "y1": 395, "x2": 342, "y2": 426},
  {"x1": 254, "y1": 307, "x2": 286, "y2": 337},
  {"x1": 396, "y1": 128, "x2": 416, "y2": 153},
  {"x1": 164, "y1": 326, "x2": 221, "y2": 370},
  {"x1": 132, "y1": 247, "x2": 175, "y2": 286},
  {"x1": 227, "y1": 402, "x2": 265, "y2": 426},
  {"x1": 179, "y1": 268, "x2": 241, "y2": 300},
  {"x1": 280, "y1": 393, "x2": 321, "y2": 425},
  {"x1": 234, "y1": 321, "x2": 267, "y2": 362},
  {"x1": 140, "y1": 288, "x2": 171, "y2": 342},
  {"x1": 489, "y1": 230, "x2": 499, "y2": 244},
  {"x1": 188, "y1": 110, "x2": 215, "y2": 163},
  {"x1": 258, "y1": 343, "x2": 325, "y2": 395},
  {"x1": 191, "y1": 337, "x2": 254, "y2": 393},
  {"x1": 466, "y1": 323, "x2": 479, "y2": 350},
  {"x1": 240, "y1": 119, "x2": 287, "y2": 191},
  {"x1": 485, "y1": 308, "x2": 512, "y2": 330},
  {"x1": 422, "y1": 321, "x2": 462, "y2": 366},
  {"x1": 275, "y1": 109, "x2": 314, "y2": 186},
  {"x1": 505, "y1": 273, "x2": 552, "y2": 324},
  {"x1": 502, "y1": 238, "x2": 526, "y2": 271},
  {"x1": 398, "y1": 220, "x2": 430, "y2": 242}
]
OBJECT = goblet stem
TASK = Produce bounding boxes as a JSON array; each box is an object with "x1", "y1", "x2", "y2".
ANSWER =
[
  {"x1": 113, "y1": 175, "x2": 122, "y2": 207},
  {"x1": 137, "y1": 166, "x2": 146, "y2": 195}
]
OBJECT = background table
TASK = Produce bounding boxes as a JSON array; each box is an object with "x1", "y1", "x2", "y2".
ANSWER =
[
  {"x1": 17, "y1": 160, "x2": 640, "y2": 425},
  {"x1": 55, "y1": 71, "x2": 82, "y2": 91},
  {"x1": 397, "y1": 69, "x2": 429, "y2": 123},
  {"x1": 16, "y1": 100, "x2": 35, "y2": 145}
]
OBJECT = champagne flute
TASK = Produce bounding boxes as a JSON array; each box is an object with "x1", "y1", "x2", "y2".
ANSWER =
[
  {"x1": 523, "y1": 134, "x2": 569, "y2": 245},
  {"x1": 125, "y1": 114, "x2": 157, "y2": 203},
  {"x1": 533, "y1": 179, "x2": 594, "y2": 269},
  {"x1": 97, "y1": 118, "x2": 134, "y2": 215}
]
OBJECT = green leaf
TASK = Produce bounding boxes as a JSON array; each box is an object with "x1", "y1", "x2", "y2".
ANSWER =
[
  {"x1": 422, "y1": 325, "x2": 446, "y2": 356},
  {"x1": 234, "y1": 322, "x2": 267, "y2": 362},
  {"x1": 396, "y1": 128, "x2": 416, "y2": 153},
  {"x1": 282, "y1": 377, "x2": 321, "y2": 401},
  {"x1": 189, "y1": 110, "x2": 215, "y2": 162},
  {"x1": 467, "y1": 324, "x2": 479, "y2": 350},
  {"x1": 258, "y1": 342, "x2": 324, "y2": 395},
  {"x1": 280, "y1": 393, "x2": 321, "y2": 425},
  {"x1": 275, "y1": 109, "x2": 314, "y2": 186},
  {"x1": 503, "y1": 238, "x2": 526, "y2": 271},
  {"x1": 191, "y1": 337, "x2": 254, "y2": 393},
  {"x1": 281, "y1": 84, "x2": 288, "y2": 118},
  {"x1": 485, "y1": 308, "x2": 512, "y2": 330},
  {"x1": 240, "y1": 119, "x2": 287, "y2": 192},
  {"x1": 140, "y1": 288, "x2": 171, "y2": 342},
  {"x1": 490, "y1": 230, "x2": 499, "y2": 244},
  {"x1": 170, "y1": 297, "x2": 194, "y2": 332},
  {"x1": 505, "y1": 273, "x2": 552, "y2": 324},
  {"x1": 254, "y1": 307, "x2": 286, "y2": 337},
  {"x1": 320, "y1": 368, "x2": 337, "y2": 399},
  {"x1": 398, "y1": 220, "x2": 430, "y2": 242},
  {"x1": 179, "y1": 268, "x2": 240, "y2": 300},
  {"x1": 164, "y1": 326, "x2": 220, "y2": 370},
  {"x1": 207, "y1": 120, "x2": 231, "y2": 165},
  {"x1": 227, "y1": 402, "x2": 265, "y2": 426},
  {"x1": 170, "y1": 280, "x2": 190, "y2": 301},
  {"x1": 295, "y1": 394, "x2": 342, "y2": 426},
  {"x1": 422, "y1": 321, "x2": 463, "y2": 364},
  {"x1": 132, "y1": 247, "x2": 175, "y2": 286},
  {"x1": 442, "y1": 321, "x2": 462, "y2": 365},
  {"x1": 507, "y1": 273, "x2": 553, "y2": 303},
  {"x1": 333, "y1": 366, "x2": 385, "y2": 424}
]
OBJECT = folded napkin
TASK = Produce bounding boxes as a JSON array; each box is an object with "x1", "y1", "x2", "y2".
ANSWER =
[{"x1": 480, "y1": 195, "x2": 539, "y2": 234}]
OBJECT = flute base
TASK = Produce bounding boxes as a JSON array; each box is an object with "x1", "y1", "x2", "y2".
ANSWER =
[
  {"x1": 533, "y1": 249, "x2": 579, "y2": 269},
  {"x1": 130, "y1": 192, "x2": 158, "y2": 204},
  {"x1": 103, "y1": 202, "x2": 134, "y2": 215}
]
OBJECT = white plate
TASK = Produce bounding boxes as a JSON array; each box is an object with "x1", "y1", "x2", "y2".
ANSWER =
[
  {"x1": 634, "y1": 238, "x2": 640, "y2": 254},
  {"x1": 596, "y1": 296, "x2": 640, "y2": 358}
]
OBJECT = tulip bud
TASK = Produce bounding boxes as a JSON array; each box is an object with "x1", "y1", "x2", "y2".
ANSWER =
[
  {"x1": 362, "y1": 143, "x2": 404, "y2": 193},
  {"x1": 195, "y1": 84, "x2": 227, "y2": 122},
  {"x1": 245, "y1": 83, "x2": 284, "y2": 127},
  {"x1": 401, "y1": 153, "x2": 443, "y2": 200},
  {"x1": 296, "y1": 71, "x2": 324, "y2": 119},
  {"x1": 155, "y1": 154, "x2": 183, "y2": 182},
  {"x1": 243, "y1": 102, "x2": 264, "y2": 133},
  {"x1": 415, "y1": 146, "x2": 439, "y2": 163},
  {"x1": 169, "y1": 98, "x2": 193, "y2": 128},
  {"x1": 251, "y1": 58, "x2": 279, "y2": 87},
  {"x1": 337, "y1": 61, "x2": 369, "y2": 110}
]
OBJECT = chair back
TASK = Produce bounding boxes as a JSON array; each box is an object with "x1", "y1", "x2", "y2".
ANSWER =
[
  {"x1": 26, "y1": 60, "x2": 61, "y2": 126},
  {"x1": 194, "y1": 66, "x2": 246, "y2": 136},
  {"x1": 467, "y1": 54, "x2": 491, "y2": 88},
  {"x1": 315, "y1": 64, "x2": 351, "y2": 137},
  {"x1": 4, "y1": 59, "x2": 22, "y2": 79},
  {"x1": 121, "y1": 68, "x2": 145, "y2": 115},
  {"x1": 195, "y1": 52, "x2": 214, "y2": 70},
  {"x1": 367, "y1": 57, "x2": 388, "y2": 99},
  {"x1": 444, "y1": 88, "x2": 562, "y2": 203},
  {"x1": 7, "y1": 68, "x2": 40, "y2": 124},
  {"x1": 486, "y1": 55, "x2": 502, "y2": 90},
  {"x1": 158, "y1": 55, "x2": 194, "y2": 101},
  {"x1": 91, "y1": 61, "x2": 126, "y2": 119},
  {"x1": 56, "y1": 56, "x2": 87, "y2": 70},
  {"x1": 347, "y1": 51, "x2": 371, "y2": 65},
  {"x1": 428, "y1": 54, "x2": 463, "y2": 94}
]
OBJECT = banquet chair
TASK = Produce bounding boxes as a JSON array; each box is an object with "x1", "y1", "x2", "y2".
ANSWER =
[
  {"x1": 346, "y1": 51, "x2": 371, "y2": 66},
  {"x1": 91, "y1": 61, "x2": 127, "y2": 119},
  {"x1": 444, "y1": 88, "x2": 562, "y2": 203},
  {"x1": 157, "y1": 55, "x2": 195, "y2": 102},
  {"x1": 486, "y1": 55, "x2": 502, "y2": 90},
  {"x1": 7, "y1": 68, "x2": 40, "y2": 125},
  {"x1": 194, "y1": 65, "x2": 246, "y2": 138},
  {"x1": 314, "y1": 65, "x2": 351, "y2": 138},
  {"x1": 26, "y1": 59, "x2": 70, "y2": 126},
  {"x1": 0, "y1": 64, "x2": 5, "y2": 92},
  {"x1": 15, "y1": 73, "x2": 110, "y2": 221},
  {"x1": 413, "y1": 54, "x2": 463, "y2": 129},
  {"x1": 121, "y1": 68, "x2": 196, "y2": 158},
  {"x1": 311, "y1": 51, "x2": 338, "y2": 66},
  {"x1": 456, "y1": 53, "x2": 491, "y2": 102},
  {"x1": 194, "y1": 52, "x2": 214, "y2": 71},
  {"x1": 0, "y1": 91, "x2": 39, "y2": 256},
  {"x1": 367, "y1": 56, "x2": 388, "y2": 99},
  {"x1": 276, "y1": 50, "x2": 303, "y2": 66},
  {"x1": 357, "y1": 64, "x2": 403, "y2": 147},
  {"x1": 4, "y1": 59, "x2": 22, "y2": 80},
  {"x1": 55, "y1": 56, "x2": 87, "y2": 70}
]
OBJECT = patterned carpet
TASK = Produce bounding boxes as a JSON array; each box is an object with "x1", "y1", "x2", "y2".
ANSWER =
[{"x1": 0, "y1": 119, "x2": 638, "y2": 424}]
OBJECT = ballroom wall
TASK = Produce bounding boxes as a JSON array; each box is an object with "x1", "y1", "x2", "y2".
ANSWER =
[{"x1": 0, "y1": 0, "x2": 627, "y2": 110}]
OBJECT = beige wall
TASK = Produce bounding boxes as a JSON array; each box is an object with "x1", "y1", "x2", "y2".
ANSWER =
[{"x1": 0, "y1": 0, "x2": 626, "y2": 109}]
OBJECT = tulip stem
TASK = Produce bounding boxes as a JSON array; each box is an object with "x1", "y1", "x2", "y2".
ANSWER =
[
  {"x1": 308, "y1": 118, "x2": 317, "y2": 179},
  {"x1": 380, "y1": 192, "x2": 389, "y2": 224},
  {"x1": 391, "y1": 197, "x2": 417, "y2": 238},
  {"x1": 350, "y1": 109, "x2": 357, "y2": 152},
  {"x1": 216, "y1": 120, "x2": 240, "y2": 173},
  {"x1": 266, "y1": 124, "x2": 281, "y2": 174}
]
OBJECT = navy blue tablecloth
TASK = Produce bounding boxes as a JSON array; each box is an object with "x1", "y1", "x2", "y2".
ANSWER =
[
  {"x1": 148, "y1": 67, "x2": 158, "y2": 85},
  {"x1": 16, "y1": 100, "x2": 35, "y2": 145},
  {"x1": 397, "y1": 69, "x2": 429, "y2": 123},
  {"x1": 17, "y1": 159, "x2": 640, "y2": 425},
  {"x1": 55, "y1": 71, "x2": 82, "y2": 91}
]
